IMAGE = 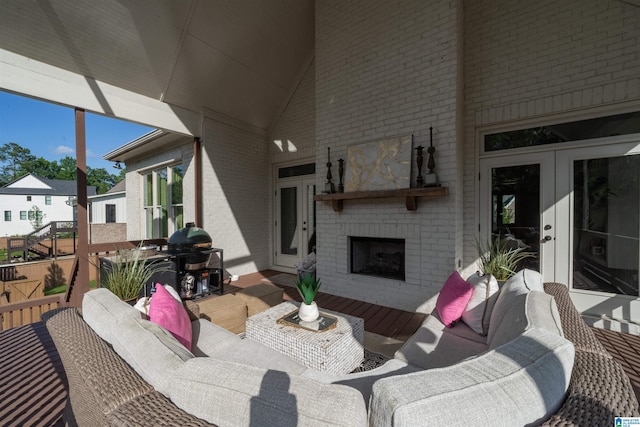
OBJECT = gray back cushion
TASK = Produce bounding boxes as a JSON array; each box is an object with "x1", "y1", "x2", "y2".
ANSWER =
[
  {"x1": 82, "y1": 288, "x2": 194, "y2": 397},
  {"x1": 83, "y1": 288, "x2": 143, "y2": 343},
  {"x1": 489, "y1": 290, "x2": 564, "y2": 350},
  {"x1": 487, "y1": 269, "x2": 544, "y2": 343},
  {"x1": 371, "y1": 328, "x2": 575, "y2": 427}
]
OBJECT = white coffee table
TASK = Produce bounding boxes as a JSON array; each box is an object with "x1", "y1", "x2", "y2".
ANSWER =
[{"x1": 245, "y1": 301, "x2": 364, "y2": 374}]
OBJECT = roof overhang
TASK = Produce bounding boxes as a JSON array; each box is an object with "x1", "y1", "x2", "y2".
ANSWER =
[{"x1": 103, "y1": 129, "x2": 192, "y2": 163}]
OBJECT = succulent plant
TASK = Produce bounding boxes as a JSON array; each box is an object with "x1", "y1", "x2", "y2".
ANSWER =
[{"x1": 295, "y1": 273, "x2": 321, "y2": 305}]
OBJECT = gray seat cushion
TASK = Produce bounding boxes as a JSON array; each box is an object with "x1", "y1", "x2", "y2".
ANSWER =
[
  {"x1": 394, "y1": 313, "x2": 488, "y2": 369},
  {"x1": 170, "y1": 357, "x2": 368, "y2": 427}
]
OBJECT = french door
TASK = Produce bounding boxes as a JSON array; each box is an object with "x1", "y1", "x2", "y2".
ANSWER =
[
  {"x1": 555, "y1": 141, "x2": 640, "y2": 323},
  {"x1": 480, "y1": 152, "x2": 556, "y2": 281},
  {"x1": 481, "y1": 139, "x2": 640, "y2": 324},
  {"x1": 275, "y1": 177, "x2": 316, "y2": 270}
]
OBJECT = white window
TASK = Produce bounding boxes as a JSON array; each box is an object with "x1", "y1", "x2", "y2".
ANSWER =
[
  {"x1": 45, "y1": 195, "x2": 52, "y2": 205},
  {"x1": 143, "y1": 164, "x2": 183, "y2": 238}
]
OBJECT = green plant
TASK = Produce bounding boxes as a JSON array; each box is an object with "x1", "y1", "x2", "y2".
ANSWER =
[
  {"x1": 295, "y1": 273, "x2": 321, "y2": 305},
  {"x1": 101, "y1": 243, "x2": 157, "y2": 301},
  {"x1": 476, "y1": 236, "x2": 536, "y2": 281}
]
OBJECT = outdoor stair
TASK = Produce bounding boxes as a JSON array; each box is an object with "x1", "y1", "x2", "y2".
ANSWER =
[{"x1": 5, "y1": 221, "x2": 77, "y2": 262}]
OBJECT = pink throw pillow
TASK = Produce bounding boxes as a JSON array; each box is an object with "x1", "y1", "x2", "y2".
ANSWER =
[
  {"x1": 436, "y1": 272, "x2": 474, "y2": 328},
  {"x1": 149, "y1": 284, "x2": 192, "y2": 350}
]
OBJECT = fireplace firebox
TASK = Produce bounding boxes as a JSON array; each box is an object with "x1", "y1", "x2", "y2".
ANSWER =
[{"x1": 350, "y1": 237, "x2": 405, "y2": 280}]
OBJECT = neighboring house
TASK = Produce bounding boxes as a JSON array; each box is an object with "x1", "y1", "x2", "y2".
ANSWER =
[
  {"x1": 2, "y1": 1, "x2": 640, "y2": 331},
  {"x1": 88, "y1": 180, "x2": 127, "y2": 244},
  {"x1": 88, "y1": 179, "x2": 126, "y2": 224},
  {"x1": 0, "y1": 174, "x2": 97, "y2": 236}
]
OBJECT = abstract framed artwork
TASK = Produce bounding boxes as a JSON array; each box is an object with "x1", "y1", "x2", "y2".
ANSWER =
[{"x1": 344, "y1": 135, "x2": 413, "y2": 191}]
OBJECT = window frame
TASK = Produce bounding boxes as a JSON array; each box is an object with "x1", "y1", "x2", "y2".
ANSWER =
[
  {"x1": 45, "y1": 195, "x2": 52, "y2": 205},
  {"x1": 105, "y1": 204, "x2": 116, "y2": 223},
  {"x1": 4, "y1": 211, "x2": 11, "y2": 221},
  {"x1": 142, "y1": 163, "x2": 184, "y2": 238}
]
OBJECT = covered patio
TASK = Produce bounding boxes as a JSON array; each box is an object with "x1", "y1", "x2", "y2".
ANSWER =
[{"x1": 1, "y1": 0, "x2": 640, "y2": 425}]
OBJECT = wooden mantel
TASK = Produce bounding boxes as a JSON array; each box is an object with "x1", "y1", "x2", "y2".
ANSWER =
[{"x1": 314, "y1": 186, "x2": 448, "y2": 212}]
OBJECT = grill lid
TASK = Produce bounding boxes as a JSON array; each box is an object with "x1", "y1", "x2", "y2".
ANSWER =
[{"x1": 167, "y1": 222, "x2": 212, "y2": 254}]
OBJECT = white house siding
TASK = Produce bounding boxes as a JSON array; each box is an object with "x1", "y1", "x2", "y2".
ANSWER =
[
  {"x1": 0, "y1": 193, "x2": 74, "y2": 236},
  {"x1": 314, "y1": 0, "x2": 462, "y2": 313},
  {"x1": 462, "y1": 0, "x2": 640, "y2": 274},
  {"x1": 7, "y1": 175, "x2": 51, "y2": 189},
  {"x1": 201, "y1": 115, "x2": 270, "y2": 276},
  {"x1": 89, "y1": 193, "x2": 126, "y2": 224}
]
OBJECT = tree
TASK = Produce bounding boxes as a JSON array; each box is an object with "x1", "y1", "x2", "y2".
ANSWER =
[
  {"x1": 29, "y1": 205, "x2": 45, "y2": 230},
  {"x1": 0, "y1": 144, "x2": 124, "y2": 193},
  {"x1": 23, "y1": 157, "x2": 59, "y2": 179},
  {"x1": 87, "y1": 167, "x2": 117, "y2": 194},
  {"x1": 0, "y1": 142, "x2": 36, "y2": 185},
  {"x1": 56, "y1": 156, "x2": 76, "y2": 181}
]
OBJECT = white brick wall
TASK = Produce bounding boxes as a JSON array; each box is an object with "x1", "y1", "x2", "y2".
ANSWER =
[
  {"x1": 268, "y1": 61, "x2": 317, "y2": 267},
  {"x1": 269, "y1": 61, "x2": 316, "y2": 163},
  {"x1": 462, "y1": 0, "x2": 640, "y2": 274},
  {"x1": 202, "y1": 116, "x2": 270, "y2": 276},
  {"x1": 316, "y1": 0, "x2": 461, "y2": 313}
]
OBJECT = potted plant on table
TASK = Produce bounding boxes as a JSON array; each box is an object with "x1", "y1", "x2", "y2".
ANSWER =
[
  {"x1": 296, "y1": 272, "x2": 322, "y2": 322},
  {"x1": 101, "y1": 243, "x2": 157, "y2": 303},
  {"x1": 476, "y1": 236, "x2": 536, "y2": 284}
]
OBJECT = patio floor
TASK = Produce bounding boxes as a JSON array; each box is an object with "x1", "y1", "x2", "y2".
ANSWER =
[{"x1": 1, "y1": 269, "x2": 639, "y2": 426}]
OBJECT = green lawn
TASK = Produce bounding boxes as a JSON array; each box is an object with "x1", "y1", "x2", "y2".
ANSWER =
[
  {"x1": 45, "y1": 280, "x2": 97, "y2": 295},
  {"x1": 0, "y1": 249, "x2": 23, "y2": 261}
]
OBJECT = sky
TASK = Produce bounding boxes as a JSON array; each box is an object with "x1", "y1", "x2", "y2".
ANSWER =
[{"x1": 0, "y1": 90, "x2": 154, "y2": 171}]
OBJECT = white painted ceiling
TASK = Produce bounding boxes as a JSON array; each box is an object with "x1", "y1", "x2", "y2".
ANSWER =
[{"x1": 0, "y1": 0, "x2": 314, "y2": 130}]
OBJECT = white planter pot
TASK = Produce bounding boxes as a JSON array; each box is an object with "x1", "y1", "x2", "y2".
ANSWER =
[{"x1": 299, "y1": 301, "x2": 319, "y2": 322}]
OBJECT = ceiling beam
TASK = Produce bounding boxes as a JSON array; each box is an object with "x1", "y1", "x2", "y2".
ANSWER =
[{"x1": 0, "y1": 48, "x2": 201, "y2": 136}]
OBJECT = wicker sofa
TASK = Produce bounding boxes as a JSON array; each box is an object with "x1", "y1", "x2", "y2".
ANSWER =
[{"x1": 43, "y1": 280, "x2": 639, "y2": 426}]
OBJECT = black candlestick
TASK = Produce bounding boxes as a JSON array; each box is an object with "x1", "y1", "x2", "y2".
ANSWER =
[
  {"x1": 425, "y1": 126, "x2": 440, "y2": 187},
  {"x1": 415, "y1": 146, "x2": 424, "y2": 187},
  {"x1": 325, "y1": 147, "x2": 335, "y2": 193},
  {"x1": 338, "y1": 158, "x2": 344, "y2": 193}
]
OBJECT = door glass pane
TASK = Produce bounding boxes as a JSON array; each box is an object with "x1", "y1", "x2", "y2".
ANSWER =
[
  {"x1": 306, "y1": 184, "x2": 316, "y2": 253},
  {"x1": 280, "y1": 187, "x2": 298, "y2": 256},
  {"x1": 485, "y1": 111, "x2": 640, "y2": 152},
  {"x1": 573, "y1": 155, "x2": 640, "y2": 295},
  {"x1": 491, "y1": 164, "x2": 540, "y2": 271}
]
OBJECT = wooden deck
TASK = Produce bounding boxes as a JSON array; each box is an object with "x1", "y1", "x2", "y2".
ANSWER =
[{"x1": 1, "y1": 269, "x2": 639, "y2": 426}]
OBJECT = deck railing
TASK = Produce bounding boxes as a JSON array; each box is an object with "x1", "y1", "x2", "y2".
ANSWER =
[
  {"x1": 0, "y1": 239, "x2": 168, "y2": 330},
  {"x1": 0, "y1": 294, "x2": 64, "y2": 331}
]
